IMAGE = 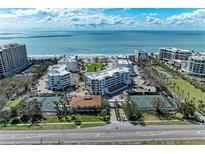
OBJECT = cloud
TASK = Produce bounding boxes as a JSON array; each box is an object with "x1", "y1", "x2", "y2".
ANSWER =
[
  {"x1": 0, "y1": 8, "x2": 205, "y2": 30},
  {"x1": 0, "y1": 8, "x2": 139, "y2": 30},
  {"x1": 165, "y1": 9, "x2": 205, "y2": 26},
  {"x1": 146, "y1": 13, "x2": 162, "y2": 25}
]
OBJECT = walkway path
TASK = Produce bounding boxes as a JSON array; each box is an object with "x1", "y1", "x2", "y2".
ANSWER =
[{"x1": 110, "y1": 109, "x2": 118, "y2": 123}]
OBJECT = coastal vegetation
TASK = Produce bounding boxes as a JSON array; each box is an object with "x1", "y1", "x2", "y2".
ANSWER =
[
  {"x1": 123, "y1": 100, "x2": 143, "y2": 123},
  {"x1": 150, "y1": 57, "x2": 205, "y2": 115},
  {"x1": 86, "y1": 63, "x2": 105, "y2": 72},
  {"x1": 0, "y1": 59, "x2": 57, "y2": 113},
  {"x1": 134, "y1": 56, "x2": 204, "y2": 124},
  {"x1": 7, "y1": 97, "x2": 24, "y2": 109}
]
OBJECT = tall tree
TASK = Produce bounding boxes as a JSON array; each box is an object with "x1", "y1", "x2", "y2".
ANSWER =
[{"x1": 152, "y1": 98, "x2": 165, "y2": 115}]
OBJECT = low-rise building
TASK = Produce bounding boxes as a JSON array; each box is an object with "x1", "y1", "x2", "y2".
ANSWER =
[
  {"x1": 85, "y1": 67, "x2": 131, "y2": 96},
  {"x1": 185, "y1": 55, "x2": 205, "y2": 77},
  {"x1": 45, "y1": 64, "x2": 75, "y2": 90},
  {"x1": 0, "y1": 43, "x2": 28, "y2": 78},
  {"x1": 58, "y1": 56, "x2": 79, "y2": 72},
  {"x1": 159, "y1": 47, "x2": 192, "y2": 61},
  {"x1": 135, "y1": 50, "x2": 148, "y2": 61},
  {"x1": 69, "y1": 95, "x2": 102, "y2": 110}
]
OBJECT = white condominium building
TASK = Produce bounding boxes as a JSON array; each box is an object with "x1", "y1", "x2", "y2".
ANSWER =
[
  {"x1": 159, "y1": 47, "x2": 192, "y2": 61},
  {"x1": 58, "y1": 56, "x2": 79, "y2": 72},
  {"x1": 0, "y1": 43, "x2": 28, "y2": 78},
  {"x1": 115, "y1": 59, "x2": 134, "y2": 76},
  {"x1": 85, "y1": 67, "x2": 131, "y2": 96},
  {"x1": 45, "y1": 64, "x2": 75, "y2": 90},
  {"x1": 185, "y1": 55, "x2": 205, "y2": 77},
  {"x1": 135, "y1": 50, "x2": 148, "y2": 61}
]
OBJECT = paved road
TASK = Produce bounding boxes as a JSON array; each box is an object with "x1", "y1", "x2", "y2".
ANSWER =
[{"x1": 1, "y1": 123, "x2": 205, "y2": 144}]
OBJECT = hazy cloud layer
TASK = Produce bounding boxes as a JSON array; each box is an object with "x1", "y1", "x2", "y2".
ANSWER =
[{"x1": 0, "y1": 8, "x2": 205, "y2": 30}]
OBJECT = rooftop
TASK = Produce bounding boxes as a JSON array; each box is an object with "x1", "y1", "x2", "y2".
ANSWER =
[
  {"x1": 86, "y1": 67, "x2": 130, "y2": 80},
  {"x1": 0, "y1": 43, "x2": 25, "y2": 50},
  {"x1": 69, "y1": 95, "x2": 102, "y2": 108},
  {"x1": 58, "y1": 56, "x2": 77, "y2": 63},
  {"x1": 117, "y1": 59, "x2": 132, "y2": 65},
  {"x1": 47, "y1": 64, "x2": 71, "y2": 76},
  {"x1": 135, "y1": 49, "x2": 147, "y2": 53},
  {"x1": 190, "y1": 54, "x2": 205, "y2": 60},
  {"x1": 160, "y1": 47, "x2": 192, "y2": 53}
]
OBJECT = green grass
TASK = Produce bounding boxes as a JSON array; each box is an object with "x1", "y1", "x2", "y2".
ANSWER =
[
  {"x1": 0, "y1": 122, "x2": 105, "y2": 130},
  {"x1": 0, "y1": 124, "x2": 76, "y2": 130},
  {"x1": 141, "y1": 112, "x2": 191, "y2": 125},
  {"x1": 154, "y1": 65, "x2": 205, "y2": 112},
  {"x1": 81, "y1": 123, "x2": 105, "y2": 128},
  {"x1": 167, "y1": 77, "x2": 205, "y2": 105},
  {"x1": 145, "y1": 120, "x2": 192, "y2": 125},
  {"x1": 7, "y1": 97, "x2": 23, "y2": 108},
  {"x1": 86, "y1": 63, "x2": 104, "y2": 72},
  {"x1": 43, "y1": 115, "x2": 104, "y2": 123},
  {"x1": 143, "y1": 113, "x2": 160, "y2": 121}
]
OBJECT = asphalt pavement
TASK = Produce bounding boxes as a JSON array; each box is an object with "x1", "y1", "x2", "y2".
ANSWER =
[{"x1": 1, "y1": 123, "x2": 205, "y2": 144}]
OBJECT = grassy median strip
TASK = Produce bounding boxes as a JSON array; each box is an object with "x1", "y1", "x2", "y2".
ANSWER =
[
  {"x1": 0, "y1": 124, "x2": 76, "y2": 130},
  {"x1": 145, "y1": 120, "x2": 192, "y2": 125},
  {"x1": 0, "y1": 123, "x2": 105, "y2": 130}
]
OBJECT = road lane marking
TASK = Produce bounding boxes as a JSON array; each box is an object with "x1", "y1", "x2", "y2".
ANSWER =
[{"x1": 135, "y1": 131, "x2": 176, "y2": 137}]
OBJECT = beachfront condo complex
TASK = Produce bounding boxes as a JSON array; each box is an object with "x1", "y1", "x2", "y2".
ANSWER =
[
  {"x1": 85, "y1": 67, "x2": 131, "y2": 96},
  {"x1": 0, "y1": 43, "x2": 28, "y2": 78}
]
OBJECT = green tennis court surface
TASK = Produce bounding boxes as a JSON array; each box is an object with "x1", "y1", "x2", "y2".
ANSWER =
[{"x1": 27, "y1": 96, "x2": 62, "y2": 112}]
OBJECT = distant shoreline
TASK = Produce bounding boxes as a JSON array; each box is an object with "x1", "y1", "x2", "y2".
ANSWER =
[{"x1": 28, "y1": 53, "x2": 135, "y2": 58}]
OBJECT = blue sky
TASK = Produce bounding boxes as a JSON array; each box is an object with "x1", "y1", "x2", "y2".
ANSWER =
[{"x1": 0, "y1": 8, "x2": 205, "y2": 31}]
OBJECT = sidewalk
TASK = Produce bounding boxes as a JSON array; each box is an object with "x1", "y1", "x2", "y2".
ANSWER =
[{"x1": 110, "y1": 109, "x2": 118, "y2": 122}]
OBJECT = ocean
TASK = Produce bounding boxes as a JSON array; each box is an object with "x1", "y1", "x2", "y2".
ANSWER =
[{"x1": 0, "y1": 30, "x2": 205, "y2": 56}]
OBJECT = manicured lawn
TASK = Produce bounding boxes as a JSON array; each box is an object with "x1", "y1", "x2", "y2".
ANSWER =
[
  {"x1": 86, "y1": 63, "x2": 104, "y2": 72},
  {"x1": 154, "y1": 65, "x2": 205, "y2": 111},
  {"x1": 7, "y1": 97, "x2": 23, "y2": 108},
  {"x1": 167, "y1": 77, "x2": 205, "y2": 105},
  {"x1": 43, "y1": 115, "x2": 104, "y2": 123},
  {"x1": 145, "y1": 120, "x2": 192, "y2": 125},
  {"x1": 142, "y1": 112, "x2": 191, "y2": 125},
  {"x1": 81, "y1": 123, "x2": 105, "y2": 128},
  {"x1": 0, "y1": 122, "x2": 105, "y2": 130},
  {"x1": 0, "y1": 124, "x2": 76, "y2": 130},
  {"x1": 143, "y1": 113, "x2": 160, "y2": 121}
]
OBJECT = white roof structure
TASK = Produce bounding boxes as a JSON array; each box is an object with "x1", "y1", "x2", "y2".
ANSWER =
[
  {"x1": 58, "y1": 56, "x2": 77, "y2": 63},
  {"x1": 117, "y1": 59, "x2": 132, "y2": 65},
  {"x1": 47, "y1": 64, "x2": 70, "y2": 76},
  {"x1": 190, "y1": 55, "x2": 205, "y2": 60},
  {"x1": 86, "y1": 67, "x2": 130, "y2": 80},
  {"x1": 160, "y1": 47, "x2": 191, "y2": 53},
  {"x1": 0, "y1": 43, "x2": 25, "y2": 50}
]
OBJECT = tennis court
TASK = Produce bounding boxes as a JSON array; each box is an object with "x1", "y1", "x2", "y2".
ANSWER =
[
  {"x1": 159, "y1": 70, "x2": 173, "y2": 79},
  {"x1": 129, "y1": 94, "x2": 177, "y2": 111},
  {"x1": 27, "y1": 96, "x2": 62, "y2": 112}
]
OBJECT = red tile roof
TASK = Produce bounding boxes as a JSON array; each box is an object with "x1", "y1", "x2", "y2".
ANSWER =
[{"x1": 69, "y1": 95, "x2": 102, "y2": 108}]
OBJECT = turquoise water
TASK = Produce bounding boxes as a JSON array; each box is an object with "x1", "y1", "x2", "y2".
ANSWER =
[{"x1": 0, "y1": 30, "x2": 205, "y2": 56}]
